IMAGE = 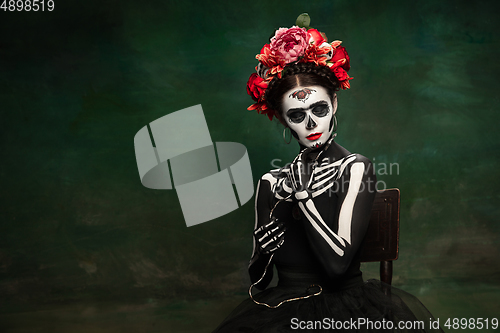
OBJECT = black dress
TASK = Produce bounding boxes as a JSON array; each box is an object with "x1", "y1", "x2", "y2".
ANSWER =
[{"x1": 213, "y1": 140, "x2": 443, "y2": 332}]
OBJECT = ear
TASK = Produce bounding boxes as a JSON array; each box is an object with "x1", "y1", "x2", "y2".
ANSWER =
[
  {"x1": 332, "y1": 93, "x2": 338, "y2": 115},
  {"x1": 277, "y1": 112, "x2": 288, "y2": 127}
]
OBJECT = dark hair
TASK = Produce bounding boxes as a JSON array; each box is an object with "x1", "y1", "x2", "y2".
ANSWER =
[{"x1": 265, "y1": 62, "x2": 340, "y2": 123}]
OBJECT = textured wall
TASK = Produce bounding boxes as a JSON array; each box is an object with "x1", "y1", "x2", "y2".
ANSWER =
[{"x1": 1, "y1": 0, "x2": 499, "y2": 331}]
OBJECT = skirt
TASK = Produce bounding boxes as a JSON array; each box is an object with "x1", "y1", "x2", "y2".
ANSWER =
[{"x1": 213, "y1": 266, "x2": 443, "y2": 332}]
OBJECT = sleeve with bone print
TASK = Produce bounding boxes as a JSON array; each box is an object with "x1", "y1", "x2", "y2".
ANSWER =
[
  {"x1": 248, "y1": 149, "x2": 376, "y2": 288},
  {"x1": 290, "y1": 153, "x2": 377, "y2": 278},
  {"x1": 248, "y1": 176, "x2": 281, "y2": 289}
]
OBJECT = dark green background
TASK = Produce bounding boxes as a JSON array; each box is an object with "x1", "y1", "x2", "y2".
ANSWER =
[{"x1": 1, "y1": 0, "x2": 499, "y2": 332}]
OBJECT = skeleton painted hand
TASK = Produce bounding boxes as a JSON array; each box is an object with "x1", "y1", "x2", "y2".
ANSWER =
[
  {"x1": 250, "y1": 152, "x2": 376, "y2": 286},
  {"x1": 253, "y1": 217, "x2": 286, "y2": 254},
  {"x1": 287, "y1": 147, "x2": 316, "y2": 200},
  {"x1": 273, "y1": 149, "x2": 343, "y2": 202}
]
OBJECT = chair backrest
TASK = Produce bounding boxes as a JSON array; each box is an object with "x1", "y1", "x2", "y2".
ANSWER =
[{"x1": 358, "y1": 188, "x2": 400, "y2": 285}]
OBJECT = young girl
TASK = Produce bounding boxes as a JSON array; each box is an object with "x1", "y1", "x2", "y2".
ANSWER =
[{"x1": 214, "y1": 19, "x2": 443, "y2": 333}]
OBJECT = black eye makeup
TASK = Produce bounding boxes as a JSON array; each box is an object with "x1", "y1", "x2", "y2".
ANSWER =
[
  {"x1": 311, "y1": 102, "x2": 329, "y2": 117},
  {"x1": 286, "y1": 100, "x2": 330, "y2": 123},
  {"x1": 287, "y1": 110, "x2": 306, "y2": 123}
]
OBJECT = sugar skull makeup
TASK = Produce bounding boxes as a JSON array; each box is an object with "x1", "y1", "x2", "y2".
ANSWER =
[{"x1": 282, "y1": 85, "x2": 337, "y2": 148}]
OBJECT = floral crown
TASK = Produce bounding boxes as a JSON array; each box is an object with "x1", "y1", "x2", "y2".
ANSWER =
[{"x1": 246, "y1": 14, "x2": 352, "y2": 121}]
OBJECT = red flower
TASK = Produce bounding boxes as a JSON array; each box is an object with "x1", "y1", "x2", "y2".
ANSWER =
[
  {"x1": 307, "y1": 28, "x2": 325, "y2": 45},
  {"x1": 261, "y1": 109, "x2": 275, "y2": 121},
  {"x1": 340, "y1": 79, "x2": 351, "y2": 90},
  {"x1": 332, "y1": 67, "x2": 349, "y2": 81},
  {"x1": 330, "y1": 40, "x2": 342, "y2": 48},
  {"x1": 331, "y1": 46, "x2": 350, "y2": 71},
  {"x1": 302, "y1": 42, "x2": 330, "y2": 66},
  {"x1": 247, "y1": 101, "x2": 275, "y2": 121},
  {"x1": 247, "y1": 27, "x2": 354, "y2": 121},
  {"x1": 246, "y1": 73, "x2": 268, "y2": 102},
  {"x1": 270, "y1": 62, "x2": 285, "y2": 77},
  {"x1": 256, "y1": 44, "x2": 277, "y2": 69},
  {"x1": 329, "y1": 64, "x2": 352, "y2": 90}
]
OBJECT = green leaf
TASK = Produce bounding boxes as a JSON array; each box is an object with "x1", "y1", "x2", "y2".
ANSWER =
[{"x1": 295, "y1": 13, "x2": 311, "y2": 29}]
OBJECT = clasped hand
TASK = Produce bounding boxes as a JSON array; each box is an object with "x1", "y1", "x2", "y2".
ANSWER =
[
  {"x1": 254, "y1": 217, "x2": 286, "y2": 254},
  {"x1": 254, "y1": 148, "x2": 317, "y2": 254},
  {"x1": 287, "y1": 147, "x2": 316, "y2": 201}
]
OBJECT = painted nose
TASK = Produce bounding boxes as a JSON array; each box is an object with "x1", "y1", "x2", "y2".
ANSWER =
[{"x1": 306, "y1": 116, "x2": 317, "y2": 129}]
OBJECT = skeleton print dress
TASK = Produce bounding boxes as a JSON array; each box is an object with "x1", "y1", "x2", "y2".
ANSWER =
[{"x1": 213, "y1": 139, "x2": 443, "y2": 333}]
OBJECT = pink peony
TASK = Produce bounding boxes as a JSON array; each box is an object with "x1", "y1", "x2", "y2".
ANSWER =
[{"x1": 270, "y1": 26, "x2": 310, "y2": 64}]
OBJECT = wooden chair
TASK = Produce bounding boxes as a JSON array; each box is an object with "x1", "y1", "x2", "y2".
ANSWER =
[{"x1": 358, "y1": 188, "x2": 400, "y2": 286}]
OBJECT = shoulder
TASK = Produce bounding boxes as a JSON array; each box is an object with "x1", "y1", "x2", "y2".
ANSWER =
[
  {"x1": 335, "y1": 153, "x2": 372, "y2": 167},
  {"x1": 260, "y1": 164, "x2": 289, "y2": 184},
  {"x1": 260, "y1": 171, "x2": 273, "y2": 180},
  {"x1": 260, "y1": 170, "x2": 278, "y2": 183},
  {"x1": 337, "y1": 153, "x2": 375, "y2": 179},
  {"x1": 350, "y1": 153, "x2": 373, "y2": 166},
  {"x1": 257, "y1": 170, "x2": 282, "y2": 192}
]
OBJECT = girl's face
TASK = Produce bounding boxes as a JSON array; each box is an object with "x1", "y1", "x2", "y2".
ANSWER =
[{"x1": 281, "y1": 85, "x2": 337, "y2": 148}]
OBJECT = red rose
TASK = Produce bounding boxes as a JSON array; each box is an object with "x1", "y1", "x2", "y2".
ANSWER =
[
  {"x1": 307, "y1": 28, "x2": 325, "y2": 45},
  {"x1": 332, "y1": 67, "x2": 349, "y2": 81},
  {"x1": 246, "y1": 73, "x2": 268, "y2": 101},
  {"x1": 331, "y1": 46, "x2": 350, "y2": 71}
]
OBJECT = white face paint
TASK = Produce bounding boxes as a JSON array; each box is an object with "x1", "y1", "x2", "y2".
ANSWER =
[{"x1": 281, "y1": 85, "x2": 337, "y2": 148}]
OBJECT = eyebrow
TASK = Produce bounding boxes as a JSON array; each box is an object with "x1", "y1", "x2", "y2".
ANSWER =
[{"x1": 286, "y1": 100, "x2": 329, "y2": 115}]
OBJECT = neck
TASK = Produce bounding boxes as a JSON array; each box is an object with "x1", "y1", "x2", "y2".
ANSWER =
[{"x1": 298, "y1": 134, "x2": 336, "y2": 163}]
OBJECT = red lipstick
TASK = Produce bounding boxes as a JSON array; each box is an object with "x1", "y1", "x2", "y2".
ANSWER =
[{"x1": 306, "y1": 132, "x2": 322, "y2": 141}]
